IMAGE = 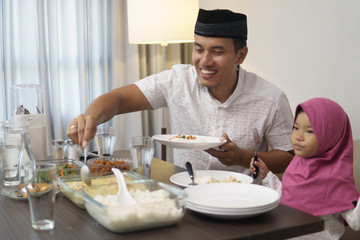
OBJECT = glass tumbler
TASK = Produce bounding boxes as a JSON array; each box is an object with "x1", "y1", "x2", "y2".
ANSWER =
[{"x1": 129, "y1": 136, "x2": 154, "y2": 178}]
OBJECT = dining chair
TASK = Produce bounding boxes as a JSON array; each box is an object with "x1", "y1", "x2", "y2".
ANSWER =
[{"x1": 342, "y1": 139, "x2": 360, "y2": 239}]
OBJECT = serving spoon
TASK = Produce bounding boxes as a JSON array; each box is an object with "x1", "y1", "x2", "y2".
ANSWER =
[
  {"x1": 80, "y1": 148, "x2": 92, "y2": 186},
  {"x1": 112, "y1": 168, "x2": 137, "y2": 205}
]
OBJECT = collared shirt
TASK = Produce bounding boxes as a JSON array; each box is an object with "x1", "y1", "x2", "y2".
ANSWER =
[{"x1": 135, "y1": 64, "x2": 293, "y2": 174}]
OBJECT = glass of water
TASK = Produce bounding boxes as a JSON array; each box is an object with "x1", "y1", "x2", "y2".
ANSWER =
[
  {"x1": 0, "y1": 136, "x2": 23, "y2": 186},
  {"x1": 24, "y1": 162, "x2": 57, "y2": 230},
  {"x1": 129, "y1": 136, "x2": 154, "y2": 178},
  {"x1": 95, "y1": 125, "x2": 116, "y2": 156}
]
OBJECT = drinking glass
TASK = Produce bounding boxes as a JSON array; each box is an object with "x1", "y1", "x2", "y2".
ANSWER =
[
  {"x1": 24, "y1": 162, "x2": 57, "y2": 230},
  {"x1": 95, "y1": 125, "x2": 116, "y2": 156},
  {"x1": 0, "y1": 136, "x2": 23, "y2": 186},
  {"x1": 1, "y1": 118, "x2": 36, "y2": 177},
  {"x1": 129, "y1": 136, "x2": 154, "y2": 178}
]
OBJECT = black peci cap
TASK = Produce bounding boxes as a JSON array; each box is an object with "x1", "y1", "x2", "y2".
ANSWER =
[{"x1": 194, "y1": 9, "x2": 247, "y2": 40}]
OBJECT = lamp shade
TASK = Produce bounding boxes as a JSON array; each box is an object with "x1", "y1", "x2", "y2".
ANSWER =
[{"x1": 127, "y1": 0, "x2": 199, "y2": 46}]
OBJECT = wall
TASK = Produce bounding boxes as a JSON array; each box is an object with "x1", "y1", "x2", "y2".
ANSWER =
[
  {"x1": 200, "y1": 0, "x2": 360, "y2": 140},
  {"x1": 199, "y1": 2, "x2": 360, "y2": 238}
]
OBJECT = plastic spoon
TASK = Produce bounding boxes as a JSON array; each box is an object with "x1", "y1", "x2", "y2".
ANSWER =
[
  {"x1": 111, "y1": 168, "x2": 137, "y2": 205},
  {"x1": 81, "y1": 148, "x2": 91, "y2": 186}
]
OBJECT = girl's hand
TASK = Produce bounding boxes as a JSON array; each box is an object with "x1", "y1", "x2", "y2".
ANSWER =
[{"x1": 250, "y1": 157, "x2": 270, "y2": 179}]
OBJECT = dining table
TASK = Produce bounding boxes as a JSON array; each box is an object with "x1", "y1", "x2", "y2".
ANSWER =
[{"x1": 0, "y1": 150, "x2": 324, "y2": 240}]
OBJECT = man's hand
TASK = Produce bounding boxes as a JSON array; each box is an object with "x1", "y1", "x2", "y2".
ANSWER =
[
  {"x1": 205, "y1": 133, "x2": 253, "y2": 167},
  {"x1": 66, "y1": 84, "x2": 152, "y2": 150},
  {"x1": 205, "y1": 133, "x2": 294, "y2": 173},
  {"x1": 67, "y1": 114, "x2": 98, "y2": 149}
]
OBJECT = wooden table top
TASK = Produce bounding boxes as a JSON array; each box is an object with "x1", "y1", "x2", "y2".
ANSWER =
[{"x1": 0, "y1": 151, "x2": 324, "y2": 239}]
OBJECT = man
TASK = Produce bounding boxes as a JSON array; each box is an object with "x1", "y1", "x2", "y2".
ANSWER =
[{"x1": 67, "y1": 9, "x2": 294, "y2": 175}]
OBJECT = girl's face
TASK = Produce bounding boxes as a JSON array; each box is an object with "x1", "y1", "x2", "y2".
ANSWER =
[{"x1": 291, "y1": 111, "x2": 319, "y2": 158}]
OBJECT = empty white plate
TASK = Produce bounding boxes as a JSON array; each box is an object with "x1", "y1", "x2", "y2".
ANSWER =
[{"x1": 184, "y1": 183, "x2": 279, "y2": 219}]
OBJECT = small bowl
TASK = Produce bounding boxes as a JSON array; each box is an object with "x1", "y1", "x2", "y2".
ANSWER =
[
  {"x1": 87, "y1": 157, "x2": 132, "y2": 176},
  {"x1": 81, "y1": 179, "x2": 187, "y2": 233},
  {"x1": 58, "y1": 172, "x2": 145, "y2": 209}
]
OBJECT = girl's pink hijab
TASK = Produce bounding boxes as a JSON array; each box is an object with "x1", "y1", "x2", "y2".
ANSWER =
[{"x1": 280, "y1": 98, "x2": 359, "y2": 216}]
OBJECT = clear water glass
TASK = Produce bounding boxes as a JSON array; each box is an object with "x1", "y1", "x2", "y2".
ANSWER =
[
  {"x1": 0, "y1": 136, "x2": 23, "y2": 186},
  {"x1": 129, "y1": 136, "x2": 154, "y2": 178},
  {"x1": 95, "y1": 125, "x2": 116, "y2": 156},
  {"x1": 24, "y1": 162, "x2": 57, "y2": 230}
]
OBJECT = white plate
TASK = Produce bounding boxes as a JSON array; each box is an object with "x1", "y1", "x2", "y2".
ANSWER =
[
  {"x1": 184, "y1": 183, "x2": 279, "y2": 219},
  {"x1": 152, "y1": 134, "x2": 226, "y2": 150},
  {"x1": 186, "y1": 202, "x2": 279, "y2": 219},
  {"x1": 186, "y1": 199, "x2": 279, "y2": 213},
  {"x1": 185, "y1": 183, "x2": 279, "y2": 209},
  {"x1": 170, "y1": 170, "x2": 253, "y2": 188}
]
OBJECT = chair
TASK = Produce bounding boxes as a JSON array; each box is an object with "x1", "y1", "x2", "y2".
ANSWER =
[{"x1": 341, "y1": 139, "x2": 360, "y2": 239}]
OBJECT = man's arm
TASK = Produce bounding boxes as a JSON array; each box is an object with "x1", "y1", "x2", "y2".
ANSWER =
[
  {"x1": 206, "y1": 133, "x2": 294, "y2": 173},
  {"x1": 67, "y1": 84, "x2": 152, "y2": 147}
]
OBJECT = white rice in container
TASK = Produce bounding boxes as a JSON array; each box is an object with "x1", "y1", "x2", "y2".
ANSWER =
[{"x1": 92, "y1": 189, "x2": 183, "y2": 232}]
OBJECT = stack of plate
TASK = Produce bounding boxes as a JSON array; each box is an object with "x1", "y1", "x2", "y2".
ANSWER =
[{"x1": 184, "y1": 183, "x2": 280, "y2": 219}]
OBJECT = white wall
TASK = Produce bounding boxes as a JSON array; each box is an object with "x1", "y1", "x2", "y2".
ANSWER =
[{"x1": 200, "y1": 0, "x2": 360, "y2": 139}]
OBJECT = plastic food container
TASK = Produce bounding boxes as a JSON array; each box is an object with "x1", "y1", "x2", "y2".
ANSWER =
[
  {"x1": 58, "y1": 172, "x2": 145, "y2": 209},
  {"x1": 37, "y1": 159, "x2": 84, "y2": 177},
  {"x1": 87, "y1": 157, "x2": 132, "y2": 176},
  {"x1": 81, "y1": 179, "x2": 187, "y2": 233}
]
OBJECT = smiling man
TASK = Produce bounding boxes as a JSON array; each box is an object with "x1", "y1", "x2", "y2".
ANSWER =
[{"x1": 68, "y1": 9, "x2": 294, "y2": 177}]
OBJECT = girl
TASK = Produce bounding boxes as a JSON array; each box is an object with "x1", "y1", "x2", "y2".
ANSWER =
[{"x1": 250, "y1": 98, "x2": 360, "y2": 239}]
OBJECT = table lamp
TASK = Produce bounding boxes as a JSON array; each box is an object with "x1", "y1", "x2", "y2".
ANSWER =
[{"x1": 127, "y1": 0, "x2": 199, "y2": 161}]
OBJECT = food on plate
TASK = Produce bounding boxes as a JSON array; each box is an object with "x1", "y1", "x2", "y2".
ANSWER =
[
  {"x1": 37, "y1": 160, "x2": 82, "y2": 177},
  {"x1": 169, "y1": 134, "x2": 206, "y2": 143},
  {"x1": 194, "y1": 175, "x2": 241, "y2": 184},
  {"x1": 18, "y1": 183, "x2": 53, "y2": 198},
  {"x1": 58, "y1": 162, "x2": 78, "y2": 176}
]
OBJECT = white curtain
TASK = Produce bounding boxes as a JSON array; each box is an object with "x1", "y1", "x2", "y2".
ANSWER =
[
  {"x1": 1, "y1": 0, "x2": 140, "y2": 153},
  {"x1": 1, "y1": 0, "x2": 191, "y2": 160}
]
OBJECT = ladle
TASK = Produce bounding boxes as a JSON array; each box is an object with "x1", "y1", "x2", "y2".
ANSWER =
[{"x1": 111, "y1": 168, "x2": 137, "y2": 205}]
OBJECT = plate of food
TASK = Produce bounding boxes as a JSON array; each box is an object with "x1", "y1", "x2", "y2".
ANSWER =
[
  {"x1": 170, "y1": 170, "x2": 253, "y2": 188},
  {"x1": 152, "y1": 134, "x2": 226, "y2": 150}
]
